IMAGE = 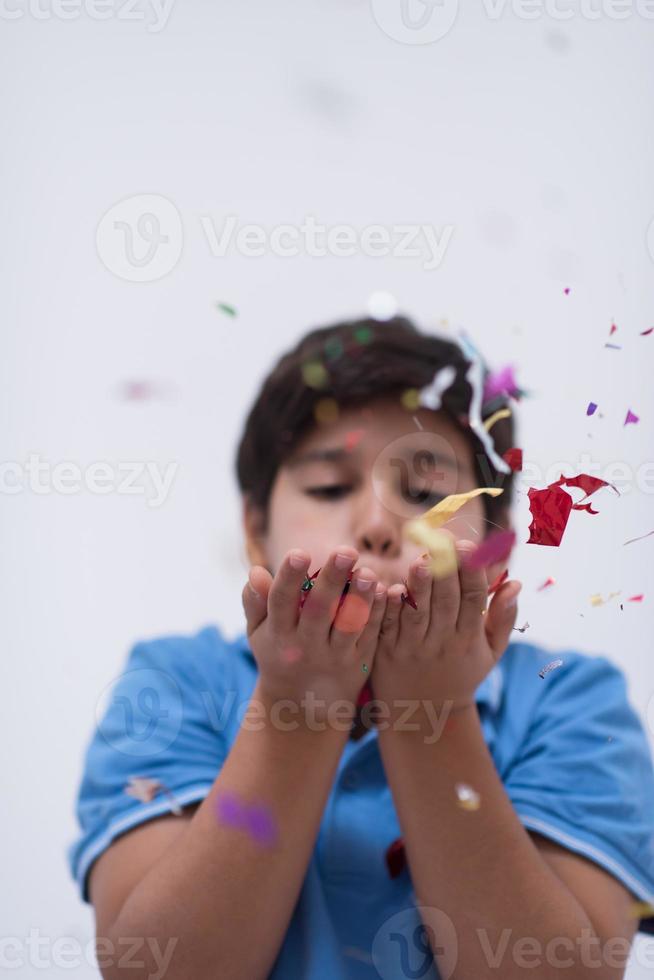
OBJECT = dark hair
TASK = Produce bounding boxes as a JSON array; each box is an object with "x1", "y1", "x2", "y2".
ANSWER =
[{"x1": 235, "y1": 315, "x2": 516, "y2": 533}]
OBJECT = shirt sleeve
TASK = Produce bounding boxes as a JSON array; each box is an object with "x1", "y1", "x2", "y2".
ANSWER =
[
  {"x1": 66, "y1": 629, "x2": 230, "y2": 904},
  {"x1": 503, "y1": 651, "x2": 654, "y2": 931}
]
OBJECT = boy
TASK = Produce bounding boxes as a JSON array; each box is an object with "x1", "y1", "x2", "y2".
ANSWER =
[{"x1": 68, "y1": 316, "x2": 654, "y2": 979}]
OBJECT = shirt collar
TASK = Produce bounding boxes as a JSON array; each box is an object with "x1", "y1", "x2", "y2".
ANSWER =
[{"x1": 233, "y1": 632, "x2": 504, "y2": 715}]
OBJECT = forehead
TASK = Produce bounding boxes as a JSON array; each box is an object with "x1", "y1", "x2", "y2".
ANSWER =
[{"x1": 285, "y1": 396, "x2": 474, "y2": 471}]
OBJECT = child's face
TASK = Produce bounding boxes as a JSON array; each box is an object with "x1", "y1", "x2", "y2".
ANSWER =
[{"x1": 243, "y1": 395, "x2": 511, "y2": 588}]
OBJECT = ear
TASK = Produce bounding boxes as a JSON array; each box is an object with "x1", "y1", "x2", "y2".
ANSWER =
[
  {"x1": 242, "y1": 494, "x2": 270, "y2": 570},
  {"x1": 484, "y1": 509, "x2": 516, "y2": 585}
]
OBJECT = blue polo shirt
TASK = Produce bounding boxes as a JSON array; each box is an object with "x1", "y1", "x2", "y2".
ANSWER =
[{"x1": 67, "y1": 625, "x2": 654, "y2": 978}]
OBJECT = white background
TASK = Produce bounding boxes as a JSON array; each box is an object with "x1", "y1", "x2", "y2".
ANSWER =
[{"x1": 2, "y1": 0, "x2": 654, "y2": 976}]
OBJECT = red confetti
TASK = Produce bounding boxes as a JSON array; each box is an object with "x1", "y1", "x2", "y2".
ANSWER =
[
  {"x1": 641, "y1": 327, "x2": 654, "y2": 336},
  {"x1": 502, "y1": 447, "x2": 523, "y2": 472},
  {"x1": 527, "y1": 474, "x2": 614, "y2": 547},
  {"x1": 356, "y1": 679, "x2": 373, "y2": 708},
  {"x1": 538, "y1": 577, "x2": 556, "y2": 591},
  {"x1": 572, "y1": 503, "x2": 599, "y2": 515},
  {"x1": 609, "y1": 323, "x2": 618, "y2": 336},
  {"x1": 462, "y1": 529, "x2": 516, "y2": 571},
  {"x1": 401, "y1": 579, "x2": 418, "y2": 610},
  {"x1": 344, "y1": 429, "x2": 366, "y2": 453},
  {"x1": 628, "y1": 594, "x2": 644, "y2": 602},
  {"x1": 488, "y1": 568, "x2": 509, "y2": 596},
  {"x1": 385, "y1": 838, "x2": 407, "y2": 879}
]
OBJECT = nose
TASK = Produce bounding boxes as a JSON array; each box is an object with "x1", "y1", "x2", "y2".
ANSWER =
[{"x1": 354, "y1": 482, "x2": 402, "y2": 559}]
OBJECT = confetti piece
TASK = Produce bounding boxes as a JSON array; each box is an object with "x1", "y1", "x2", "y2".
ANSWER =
[
  {"x1": 483, "y1": 408, "x2": 512, "y2": 433},
  {"x1": 461, "y1": 529, "x2": 516, "y2": 571},
  {"x1": 455, "y1": 783, "x2": 481, "y2": 811},
  {"x1": 313, "y1": 398, "x2": 339, "y2": 425},
  {"x1": 215, "y1": 790, "x2": 278, "y2": 847},
  {"x1": 628, "y1": 594, "x2": 644, "y2": 602},
  {"x1": 527, "y1": 473, "x2": 614, "y2": 547},
  {"x1": 463, "y1": 355, "x2": 512, "y2": 475},
  {"x1": 385, "y1": 837, "x2": 406, "y2": 879},
  {"x1": 624, "y1": 409, "x2": 640, "y2": 426},
  {"x1": 420, "y1": 488, "x2": 504, "y2": 531},
  {"x1": 623, "y1": 530, "x2": 654, "y2": 546},
  {"x1": 539, "y1": 658, "x2": 563, "y2": 679},
  {"x1": 609, "y1": 323, "x2": 618, "y2": 336},
  {"x1": 629, "y1": 902, "x2": 654, "y2": 919},
  {"x1": 118, "y1": 381, "x2": 160, "y2": 402},
  {"x1": 404, "y1": 521, "x2": 458, "y2": 579},
  {"x1": 343, "y1": 947, "x2": 374, "y2": 965},
  {"x1": 412, "y1": 415, "x2": 424, "y2": 431},
  {"x1": 538, "y1": 577, "x2": 556, "y2": 591},
  {"x1": 362, "y1": 663, "x2": 369, "y2": 672},
  {"x1": 586, "y1": 402, "x2": 598, "y2": 416},
  {"x1": 590, "y1": 591, "x2": 621, "y2": 607},
  {"x1": 563, "y1": 287, "x2": 570, "y2": 295},
  {"x1": 301, "y1": 360, "x2": 330, "y2": 390},
  {"x1": 418, "y1": 365, "x2": 457, "y2": 412},
  {"x1": 400, "y1": 578, "x2": 418, "y2": 610},
  {"x1": 400, "y1": 388, "x2": 421, "y2": 411},
  {"x1": 513, "y1": 621, "x2": 530, "y2": 633},
  {"x1": 502, "y1": 447, "x2": 522, "y2": 472},
  {"x1": 124, "y1": 776, "x2": 183, "y2": 815},
  {"x1": 488, "y1": 568, "x2": 509, "y2": 596},
  {"x1": 324, "y1": 337, "x2": 344, "y2": 361},
  {"x1": 367, "y1": 291, "x2": 398, "y2": 321},
  {"x1": 344, "y1": 428, "x2": 366, "y2": 452},
  {"x1": 215, "y1": 302, "x2": 237, "y2": 317},
  {"x1": 483, "y1": 364, "x2": 521, "y2": 404},
  {"x1": 641, "y1": 327, "x2": 654, "y2": 336},
  {"x1": 604, "y1": 343, "x2": 622, "y2": 350},
  {"x1": 357, "y1": 680, "x2": 372, "y2": 708}
]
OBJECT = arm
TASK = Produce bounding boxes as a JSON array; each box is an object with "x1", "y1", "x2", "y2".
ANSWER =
[
  {"x1": 377, "y1": 702, "x2": 638, "y2": 980},
  {"x1": 99, "y1": 679, "x2": 352, "y2": 980}
]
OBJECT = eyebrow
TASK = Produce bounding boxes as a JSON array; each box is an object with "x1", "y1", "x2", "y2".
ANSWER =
[{"x1": 286, "y1": 446, "x2": 458, "y2": 470}]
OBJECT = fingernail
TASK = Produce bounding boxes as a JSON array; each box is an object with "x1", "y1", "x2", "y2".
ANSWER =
[
  {"x1": 248, "y1": 581, "x2": 260, "y2": 598},
  {"x1": 416, "y1": 562, "x2": 431, "y2": 579},
  {"x1": 289, "y1": 552, "x2": 309, "y2": 570},
  {"x1": 335, "y1": 552, "x2": 356, "y2": 570},
  {"x1": 355, "y1": 577, "x2": 374, "y2": 591}
]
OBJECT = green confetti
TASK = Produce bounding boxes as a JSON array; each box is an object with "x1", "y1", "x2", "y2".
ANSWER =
[
  {"x1": 324, "y1": 337, "x2": 344, "y2": 361},
  {"x1": 362, "y1": 663, "x2": 368, "y2": 673},
  {"x1": 353, "y1": 325, "x2": 374, "y2": 345},
  {"x1": 216, "y1": 302, "x2": 238, "y2": 317}
]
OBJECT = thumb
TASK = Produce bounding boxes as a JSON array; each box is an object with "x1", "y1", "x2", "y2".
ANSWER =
[
  {"x1": 242, "y1": 565, "x2": 273, "y2": 637},
  {"x1": 484, "y1": 580, "x2": 522, "y2": 659}
]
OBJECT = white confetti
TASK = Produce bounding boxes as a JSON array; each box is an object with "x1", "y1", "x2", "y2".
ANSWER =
[
  {"x1": 367, "y1": 291, "x2": 398, "y2": 321},
  {"x1": 538, "y1": 658, "x2": 563, "y2": 679},
  {"x1": 418, "y1": 365, "x2": 457, "y2": 412},
  {"x1": 455, "y1": 782, "x2": 481, "y2": 811}
]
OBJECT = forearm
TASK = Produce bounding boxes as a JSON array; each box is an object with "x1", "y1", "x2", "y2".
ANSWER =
[
  {"x1": 107, "y1": 679, "x2": 352, "y2": 980},
  {"x1": 377, "y1": 701, "x2": 608, "y2": 980}
]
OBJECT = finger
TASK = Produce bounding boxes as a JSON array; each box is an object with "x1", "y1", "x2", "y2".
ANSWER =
[
  {"x1": 397, "y1": 555, "x2": 433, "y2": 646},
  {"x1": 298, "y1": 545, "x2": 358, "y2": 640},
  {"x1": 455, "y1": 540, "x2": 489, "y2": 635},
  {"x1": 378, "y1": 583, "x2": 404, "y2": 651},
  {"x1": 484, "y1": 580, "x2": 522, "y2": 658},
  {"x1": 331, "y1": 566, "x2": 378, "y2": 649},
  {"x1": 267, "y1": 549, "x2": 311, "y2": 635},
  {"x1": 355, "y1": 583, "x2": 388, "y2": 663},
  {"x1": 241, "y1": 566, "x2": 273, "y2": 638},
  {"x1": 428, "y1": 529, "x2": 461, "y2": 635}
]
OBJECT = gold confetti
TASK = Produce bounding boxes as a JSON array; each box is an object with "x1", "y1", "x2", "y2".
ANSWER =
[
  {"x1": 301, "y1": 360, "x2": 330, "y2": 390},
  {"x1": 420, "y1": 488, "x2": 504, "y2": 530},
  {"x1": 455, "y1": 782, "x2": 481, "y2": 811},
  {"x1": 483, "y1": 408, "x2": 512, "y2": 433},
  {"x1": 629, "y1": 901, "x2": 654, "y2": 919},
  {"x1": 313, "y1": 398, "x2": 339, "y2": 425},
  {"x1": 404, "y1": 521, "x2": 458, "y2": 579},
  {"x1": 400, "y1": 388, "x2": 421, "y2": 411},
  {"x1": 590, "y1": 591, "x2": 621, "y2": 607}
]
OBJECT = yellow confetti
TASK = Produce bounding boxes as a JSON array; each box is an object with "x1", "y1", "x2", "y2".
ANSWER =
[
  {"x1": 301, "y1": 360, "x2": 329, "y2": 390},
  {"x1": 590, "y1": 591, "x2": 621, "y2": 607},
  {"x1": 313, "y1": 398, "x2": 339, "y2": 425},
  {"x1": 420, "y1": 488, "x2": 504, "y2": 530},
  {"x1": 400, "y1": 388, "x2": 421, "y2": 411},
  {"x1": 483, "y1": 408, "x2": 512, "y2": 433},
  {"x1": 629, "y1": 901, "x2": 654, "y2": 919},
  {"x1": 455, "y1": 782, "x2": 481, "y2": 811},
  {"x1": 404, "y1": 521, "x2": 458, "y2": 579}
]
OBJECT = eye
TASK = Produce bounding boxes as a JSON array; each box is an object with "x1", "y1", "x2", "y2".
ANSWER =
[
  {"x1": 305, "y1": 485, "x2": 351, "y2": 500},
  {"x1": 403, "y1": 487, "x2": 445, "y2": 506}
]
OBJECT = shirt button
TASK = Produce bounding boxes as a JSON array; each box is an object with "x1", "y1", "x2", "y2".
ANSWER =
[{"x1": 343, "y1": 772, "x2": 360, "y2": 790}]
